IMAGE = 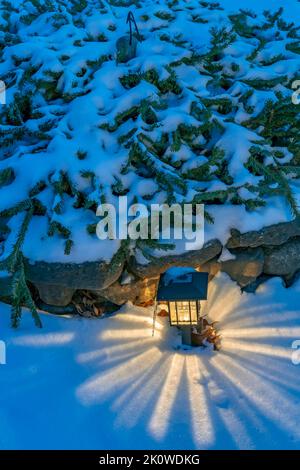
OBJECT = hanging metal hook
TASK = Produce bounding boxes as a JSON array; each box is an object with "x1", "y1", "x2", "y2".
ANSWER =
[{"x1": 126, "y1": 11, "x2": 141, "y2": 45}]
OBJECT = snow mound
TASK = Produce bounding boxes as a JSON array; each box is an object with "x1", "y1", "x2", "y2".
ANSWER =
[{"x1": 0, "y1": 0, "x2": 299, "y2": 266}]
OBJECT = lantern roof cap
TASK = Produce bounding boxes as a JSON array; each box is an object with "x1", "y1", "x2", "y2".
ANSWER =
[{"x1": 156, "y1": 267, "x2": 208, "y2": 301}]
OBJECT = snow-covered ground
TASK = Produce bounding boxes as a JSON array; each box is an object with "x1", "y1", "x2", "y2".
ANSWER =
[{"x1": 0, "y1": 273, "x2": 300, "y2": 450}]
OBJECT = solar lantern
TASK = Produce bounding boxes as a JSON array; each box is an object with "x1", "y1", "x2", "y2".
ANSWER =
[{"x1": 156, "y1": 268, "x2": 209, "y2": 346}]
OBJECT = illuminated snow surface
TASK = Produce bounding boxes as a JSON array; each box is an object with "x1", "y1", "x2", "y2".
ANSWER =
[{"x1": 0, "y1": 273, "x2": 300, "y2": 450}]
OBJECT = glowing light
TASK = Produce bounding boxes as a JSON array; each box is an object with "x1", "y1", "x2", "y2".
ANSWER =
[
  {"x1": 221, "y1": 339, "x2": 292, "y2": 359},
  {"x1": 185, "y1": 356, "x2": 215, "y2": 448},
  {"x1": 114, "y1": 352, "x2": 168, "y2": 429},
  {"x1": 12, "y1": 332, "x2": 75, "y2": 346},
  {"x1": 77, "y1": 338, "x2": 157, "y2": 364},
  {"x1": 201, "y1": 279, "x2": 241, "y2": 323},
  {"x1": 212, "y1": 354, "x2": 300, "y2": 440},
  {"x1": 74, "y1": 274, "x2": 300, "y2": 448},
  {"x1": 115, "y1": 313, "x2": 164, "y2": 330},
  {"x1": 223, "y1": 304, "x2": 288, "y2": 329},
  {"x1": 148, "y1": 354, "x2": 185, "y2": 439},
  {"x1": 223, "y1": 327, "x2": 300, "y2": 339},
  {"x1": 100, "y1": 328, "x2": 162, "y2": 340},
  {"x1": 76, "y1": 348, "x2": 159, "y2": 405}
]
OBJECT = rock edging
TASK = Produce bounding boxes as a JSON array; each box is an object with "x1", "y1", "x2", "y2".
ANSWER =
[{"x1": 0, "y1": 219, "x2": 299, "y2": 308}]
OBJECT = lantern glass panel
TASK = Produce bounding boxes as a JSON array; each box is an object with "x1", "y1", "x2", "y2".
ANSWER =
[
  {"x1": 169, "y1": 301, "x2": 199, "y2": 325},
  {"x1": 190, "y1": 301, "x2": 198, "y2": 323},
  {"x1": 169, "y1": 302, "x2": 177, "y2": 325},
  {"x1": 176, "y1": 301, "x2": 190, "y2": 324}
]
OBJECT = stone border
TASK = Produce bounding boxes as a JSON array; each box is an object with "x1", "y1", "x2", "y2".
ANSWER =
[{"x1": 0, "y1": 218, "x2": 299, "y2": 307}]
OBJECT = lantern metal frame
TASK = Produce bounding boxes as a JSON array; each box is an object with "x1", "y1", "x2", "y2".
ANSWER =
[{"x1": 155, "y1": 270, "x2": 209, "y2": 345}]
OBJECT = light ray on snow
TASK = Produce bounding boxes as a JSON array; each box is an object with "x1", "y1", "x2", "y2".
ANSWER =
[
  {"x1": 221, "y1": 339, "x2": 292, "y2": 359},
  {"x1": 148, "y1": 353, "x2": 185, "y2": 440},
  {"x1": 76, "y1": 347, "x2": 160, "y2": 405},
  {"x1": 185, "y1": 356, "x2": 215, "y2": 448},
  {"x1": 4, "y1": 273, "x2": 300, "y2": 449},
  {"x1": 100, "y1": 328, "x2": 162, "y2": 340},
  {"x1": 222, "y1": 327, "x2": 300, "y2": 339},
  {"x1": 72, "y1": 274, "x2": 300, "y2": 448},
  {"x1": 211, "y1": 353, "x2": 300, "y2": 440},
  {"x1": 12, "y1": 332, "x2": 75, "y2": 346}
]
